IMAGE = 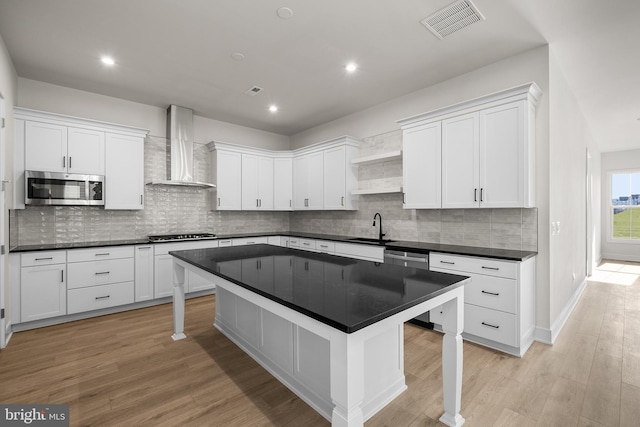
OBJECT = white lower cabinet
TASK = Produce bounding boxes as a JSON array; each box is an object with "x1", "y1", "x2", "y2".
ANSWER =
[
  {"x1": 66, "y1": 247, "x2": 135, "y2": 314},
  {"x1": 20, "y1": 252, "x2": 67, "y2": 322},
  {"x1": 135, "y1": 245, "x2": 154, "y2": 301},
  {"x1": 68, "y1": 282, "x2": 135, "y2": 314},
  {"x1": 153, "y1": 240, "x2": 219, "y2": 297},
  {"x1": 429, "y1": 252, "x2": 536, "y2": 356}
]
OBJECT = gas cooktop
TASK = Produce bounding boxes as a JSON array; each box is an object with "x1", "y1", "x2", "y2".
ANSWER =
[{"x1": 148, "y1": 233, "x2": 216, "y2": 242}]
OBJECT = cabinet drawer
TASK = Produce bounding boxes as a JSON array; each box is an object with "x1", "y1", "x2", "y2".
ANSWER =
[
  {"x1": 464, "y1": 304, "x2": 517, "y2": 347},
  {"x1": 288, "y1": 238, "x2": 300, "y2": 248},
  {"x1": 430, "y1": 253, "x2": 516, "y2": 279},
  {"x1": 21, "y1": 251, "x2": 66, "y2": 267},
  {"x1": 299, "y1": 239, "x2": 317, "y2": 251},
  {"x1": 334, "y1": 243, "x2": 384, "y2": 262},
  {"x1": 232, "y1": 237, "x2": 268, "y2": 246},
  {"x1": 67, "y1": 282, "x2": 134, "y2": 314},
  {"x1": 67, "y1": 246, "x2": 134, "y2": 262},
  {"x1": 316, "y1": 241, "x2": 335, "y2": 254},
  {"x1": 153, "y1": 240, "x2": 218, "y2": 256},
  {"x1": 465, "y1": 274, "x2": 517, "y2": 314},
  {"x1": 67, "y1": 258, "x2": 134, "y2": 289},
  {"x1": 218, "y1": 239, "x2": 233, "y2": 247}
]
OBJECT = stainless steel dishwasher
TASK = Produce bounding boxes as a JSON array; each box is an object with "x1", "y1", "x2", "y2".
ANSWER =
[{"x1": 384, "y1": 250, "x2": 434, "y2": 329}]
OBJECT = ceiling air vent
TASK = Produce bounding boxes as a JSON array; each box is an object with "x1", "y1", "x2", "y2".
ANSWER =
[
  {"x1": 244, "y1": 85, "x2": 264, "y2": 96},
  {"x1": 421, "y1": 0, "x2": 485, "y2": 40}
]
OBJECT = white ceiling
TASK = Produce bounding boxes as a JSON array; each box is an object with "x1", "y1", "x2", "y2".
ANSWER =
[{"x1": 0, "y1": 0, "x2": 638, "y2": 152}]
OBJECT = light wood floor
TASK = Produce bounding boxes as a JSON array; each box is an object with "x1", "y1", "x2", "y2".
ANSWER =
[{"x1": 1, "y1": 260, "x2": 639, "y2": 426}]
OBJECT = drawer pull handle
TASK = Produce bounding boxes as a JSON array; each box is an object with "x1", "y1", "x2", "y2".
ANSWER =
[
  {"x1": 246, "y1": 241, "x2": 255, "y2": 244},
  {"x1": 303, "y1": 243, "x2": 310, "y2": 246},
  {"x1": 138, "y1": 246, "x2": 151, "y2": 250},
  {"x1": 95, "y1": 253, "x2": 110, "y2": 256},
  {"x1": 440, "y1": 260, "x2": 455, "y2": 265},
  {"x1": 482, "y1": 266, "x2": 500, "y2": 270},
  {"x1": 95, "y1": 271, "x2": 110, "y2": 275},
  {"x1": 481, "y1": 290, "x2": 500, "y2": 296},
  {"x1": 320, "y1": 245, "x2": 328, "y2": 248},
  {"x1": 95, "y1": 295, "x2": 110, "y2": 300},
  {"x1": 481, "y1": 322, "x2": 499, "y2": 329},
  {"x1": 35, "y1": 257, "x2": 53, "y2": 261}
]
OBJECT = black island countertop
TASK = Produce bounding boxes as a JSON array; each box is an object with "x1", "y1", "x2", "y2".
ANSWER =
[
  {"x1": 170, "y1": 244, "x2": 469, "y2": 333},
  {"x1": 10, "y1": 231, "x2": 536, "y2": 261}
]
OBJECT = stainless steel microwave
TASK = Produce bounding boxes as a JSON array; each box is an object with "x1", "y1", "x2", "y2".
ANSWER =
[{"x1": 25, "y1": 171, "x2": 105, "y2": 206}]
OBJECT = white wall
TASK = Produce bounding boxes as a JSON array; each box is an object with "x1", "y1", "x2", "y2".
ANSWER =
[
  {"x1": 17, "y1": 78, "x2": 289, "y2": 150},
  {"x1": 548, "y1": 48, "x2": 601, "y2": 334},
  {"x1": 291, "y1": 46, "x2": 553, "y2": 331},
  {"x1": 0, "y1": 32, "x2": 18, "y2": 342},
  {"x1": 601, "y1": 149, "x2": 640, "y2": 261}
]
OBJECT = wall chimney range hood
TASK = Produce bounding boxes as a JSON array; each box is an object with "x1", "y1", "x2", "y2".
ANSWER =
[{"x1": 146, "y1": 105, "x2": 216, "y2": 188}]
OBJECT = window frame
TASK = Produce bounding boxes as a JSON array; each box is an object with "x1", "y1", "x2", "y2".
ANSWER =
[{"x1": 607, "y1": 169, "x2": 640, "y2": 244}]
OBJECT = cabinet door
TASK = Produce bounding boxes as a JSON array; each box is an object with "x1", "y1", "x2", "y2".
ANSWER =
[
  {"x1": 241, "y1": 154, "x2": 259, "y2": 210},
  {"x1": 292, "y1": 155, "x2": 308, "y2": 209},
  {"x1": 479, "y1": 101, "x2": 526, "y2": 207},
  {"x1": 257, "y1": 156, "x2": 274, "y2": 210},
  {"x1": 215, "y1": 150, "x2": 242, "y2": 210},
  {"x1": 441, "y1": 112, "x2": 479, "y2": 209},
  {"x1": 134, "y1": 245, "x2": 154, "y2": 301},
  {"x1": 21, "y1": 264, "x2": 66, "y2": 322},
  {"x1": 402, "y1": 121, "x2": 442, "y2": 209},
  {"x1": 24, "y1": 121, "x2": 67, "y2": 173},
  {"x1": 153, "y1": 254, "x2": 174, "y2": 298},
  {"x1": 307, "y1": 151, "x2": 324, "y2": 209},
  {"x1": 274, "y1": 157, "x2": 293, "y2": 210},
  {"x1": 187, "y1": 270, "x2": 215, "y2": 292},
  {"x1": 105, "y1": 133, "x2": 144, "y2": 210},
  {"x1": 67, "y1": 127, "x2": 105, "y2": 175},
  {"x1": 323, "y1": 146, "x2": 346, "y2": 210}
]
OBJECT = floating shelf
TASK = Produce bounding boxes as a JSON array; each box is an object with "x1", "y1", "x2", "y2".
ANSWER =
[
  {"x1": 351, "y1": 150, "x2": 402, "y2": 165},
  {"x1": 351, "y1": 186, "x2": 403, "y2": 195}
]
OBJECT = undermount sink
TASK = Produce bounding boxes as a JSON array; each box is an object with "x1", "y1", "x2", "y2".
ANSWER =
[{"x1": 347, "y1": 237, "x2": 395, "y2": 244}]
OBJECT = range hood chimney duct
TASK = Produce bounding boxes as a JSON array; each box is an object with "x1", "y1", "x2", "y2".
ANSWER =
[{"x1": 146, "y1": 105, "x2": 216, "y2": 188}]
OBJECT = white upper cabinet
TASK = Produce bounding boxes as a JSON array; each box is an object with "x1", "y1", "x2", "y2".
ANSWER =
[
  {"x1": 273, "y1": 156, "x2": 293, "y2": 210},
  {"x1": 24, "y1": 121, "x2": 68, "y2": 173},
  {"x1": 293, "y1": 151, "x2": 324, "y2": 210},
  {"x1": 15, "y1": 108, "x2": 149, "y2": 210},
  {"x1": 323, "y1": 144, "x2": 358, "y2": 210},
  {"x1": 441, "y1": 112, "x2": 479, "y2": 208},
  {"x1": 479, "y1": 100, "x2": 531, "y2": 208},
  {"x1": 25, "y1": 122, "x2": 105, "y2": 175},
  {"x1": 210, "y1": 136, "x2": 359, "y2": 212},
  {"x1": 105, "y1": 133, "x2": 145, "y2": 210},
  {"x1": 398, "y1": 82, "x2": 540, "y2": 209},
  {"x1": 402, "y1": 121, "x2": 441, "y2": 209},
  {"x1": 67, "y1": 127, "x2": 105, "y2": 175},
  {"x1": 242, "y1": 154, "x2": 274, "y2": 210},
  {"x1": 210, "y1": 145, "x2": 242, "y2": 210}
]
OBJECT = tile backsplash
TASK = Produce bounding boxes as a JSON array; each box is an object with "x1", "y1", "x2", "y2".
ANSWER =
[{"x1": 12, "y1": 130, "x2": 537, "y2": 251}]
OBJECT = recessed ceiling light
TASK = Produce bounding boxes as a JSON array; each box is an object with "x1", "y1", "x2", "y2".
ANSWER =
[
  {"x1": 101, "y1": 56, "x2": 115, "y2": 66},
  {"x1": 231, "y1": 52, "x2": 245, "y2": 61},
  {"x1": 269, "y1": 105, "x2": 278, "y2": 113},
  {"x1": 276, "y1": 7, "x2": 293, "y2": 19},
  {"x1": 345, "y1": 62, "x2": 358, "y2": 73}
]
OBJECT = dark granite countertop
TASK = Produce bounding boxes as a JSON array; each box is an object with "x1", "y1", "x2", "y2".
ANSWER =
[
  {"x1": 169, "y1": 244, "x2": 469, "y2": 333},
  {"x1": 10, "y1": 231, "x2": 536, "y2": 261}
]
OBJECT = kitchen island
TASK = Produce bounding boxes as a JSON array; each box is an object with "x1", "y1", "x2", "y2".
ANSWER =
[{"x1": 170, "y1": 245, "x2": 469, "y2": 427}]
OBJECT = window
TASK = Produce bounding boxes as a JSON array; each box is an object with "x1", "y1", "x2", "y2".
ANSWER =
[{"x1": 611, "y1": 171, "x2": 640, "y2": 240}]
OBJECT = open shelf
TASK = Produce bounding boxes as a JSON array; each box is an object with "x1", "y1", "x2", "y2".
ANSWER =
[
  {"x1": 351, "y1": 186, "x2": 403, "y2": 195},
  {"x1": 351, "y1": 150, "x2": 402, "y2": 165}
]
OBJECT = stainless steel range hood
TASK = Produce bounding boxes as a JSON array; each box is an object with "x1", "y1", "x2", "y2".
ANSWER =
[{"x1": 146, "y1": 105, "x2": 216, "y2": 188}]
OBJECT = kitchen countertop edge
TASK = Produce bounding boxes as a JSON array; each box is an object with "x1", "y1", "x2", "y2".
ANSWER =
[{"x1": 10, "y1": 231, "x2": 537, "y2": 261}]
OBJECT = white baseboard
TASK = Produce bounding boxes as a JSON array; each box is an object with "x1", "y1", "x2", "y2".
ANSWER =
[
  {"x1": 536, "y1": 277, "x2": 589, "y2": 345},
  {"x1": 2, "y1": 321, "x2": 13, "y2": 348},
  {"x1": 601, "y1": 252, "x2": 640, "y2": 262}
]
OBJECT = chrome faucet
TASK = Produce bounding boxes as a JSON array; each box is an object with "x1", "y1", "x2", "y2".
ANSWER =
[{"x1": 373, "y1": 212, "x2": 386, "y2": 241}]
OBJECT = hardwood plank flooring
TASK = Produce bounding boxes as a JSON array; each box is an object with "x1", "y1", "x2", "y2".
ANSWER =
[{"x1": 1, "y1": 259, "x2": 639, "y2": 426}]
